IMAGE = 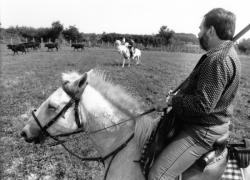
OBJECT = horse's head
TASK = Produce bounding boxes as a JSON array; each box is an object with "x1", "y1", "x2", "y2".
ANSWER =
[
  {"x1": 115, "y1": 40, "x2": 121, "y2": 46},
  {"x1": 20, "y1": 71, "x2": 89, "y2": 143},
  {"x1": 124, "y1": 42, "x2": 129, "y2": 47},
  {"x1": 21, "y1": 69, "x2": 155, "y2": 156}
]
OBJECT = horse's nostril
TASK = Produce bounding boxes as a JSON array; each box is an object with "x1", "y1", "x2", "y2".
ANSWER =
[{"x1": 20, "y1": 131, "x2": 27, "y2": 138}]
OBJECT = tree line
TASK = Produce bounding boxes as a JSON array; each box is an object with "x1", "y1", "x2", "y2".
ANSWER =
[
  {"x1": 1, "y1": 21, "x2": 249, "y2": 54},
  {"x1": 0, "y1": 21, "x2": 197, "y2": 46}
]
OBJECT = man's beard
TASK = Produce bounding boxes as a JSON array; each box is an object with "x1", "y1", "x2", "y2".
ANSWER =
[{"x1": 199, "y1": 33, "x2": 209, "y2": 51}]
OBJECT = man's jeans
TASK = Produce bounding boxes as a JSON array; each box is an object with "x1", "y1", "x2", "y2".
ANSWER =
[{"x1": 148, "y1": 122, "x2": 229, "y2": 180}]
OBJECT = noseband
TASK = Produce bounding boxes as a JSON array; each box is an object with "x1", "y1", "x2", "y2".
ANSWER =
[{"x1": 31, "y1": 81, "x2": 88, "y2": 138}]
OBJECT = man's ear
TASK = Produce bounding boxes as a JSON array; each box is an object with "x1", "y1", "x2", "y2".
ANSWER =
[{"x1": 209, "y1": 26, "x2": 218, "y2": 38}]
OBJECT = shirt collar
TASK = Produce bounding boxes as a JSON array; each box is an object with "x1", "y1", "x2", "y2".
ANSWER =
[{"x1": 206, "y1": 40, "x2": 233, "y2": 56}]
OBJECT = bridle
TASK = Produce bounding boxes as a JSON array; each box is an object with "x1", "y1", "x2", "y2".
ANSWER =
[
  {"x1": 31, "y1": 82, "x2": 86, "y2": 139},
  {"x1": 31, "y1": 99, "x2": 82, "y2": 137}
]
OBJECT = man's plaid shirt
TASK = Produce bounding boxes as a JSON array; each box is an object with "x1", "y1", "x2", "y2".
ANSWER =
[{"x1": 172, "y1": 41, "x2": 241, "y2": 126}]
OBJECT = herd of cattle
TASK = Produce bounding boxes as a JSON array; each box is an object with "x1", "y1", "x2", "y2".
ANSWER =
[
  {"x1": 6, "y1": 41, "x2": 141, "y2": 67},
  {"x1": 6, "y1": 40, "x2": 142, "y2": 67},
  {"x1": 6, "y1": 42, "x2": 85, "y2": 55},
  {"x1": 7, "y1": 42, "x2": 41, "y2": 55}
]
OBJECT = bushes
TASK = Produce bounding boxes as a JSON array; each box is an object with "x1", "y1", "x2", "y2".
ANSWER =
[
  {"x1": 99, "y1": 26, "x2": 199, "y2": 50},
  {"x1": 238, "y1": 39, "x2": 250, "y2": 54}
]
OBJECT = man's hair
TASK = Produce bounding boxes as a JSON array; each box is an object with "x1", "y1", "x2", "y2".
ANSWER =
[{"x1": 204, "y1": 8, "x2": 236, "y2": 40}]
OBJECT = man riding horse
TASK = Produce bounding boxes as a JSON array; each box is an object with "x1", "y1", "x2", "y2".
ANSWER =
[
  {"x1": 121, "y1": 37, "x2": 136, "y2": 57},
  {"x1": 149, "y1": 8, "x2": 241, "y2": 180},
  {"x1": 127, "y1": 39, "x2": 135, "y2": 57}
]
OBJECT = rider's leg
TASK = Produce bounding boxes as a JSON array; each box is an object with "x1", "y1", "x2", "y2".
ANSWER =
[
  {"x1": 148, "y1": 130, "x2": 210, "y2": 180},
  {"x1": 148, "y1": 122, "x2": 230, "y2": 180},
  {"x1": 129, "y1": 46, "x2": 133, "y2": 57}
]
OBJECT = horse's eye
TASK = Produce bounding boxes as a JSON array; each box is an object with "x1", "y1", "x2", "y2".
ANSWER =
[
  {"x1": 48, "y1": 103, "x2": 58, "y2": 111},
  {"x1": 63, "y1": 81, "x2": 69, "y2": 85}
]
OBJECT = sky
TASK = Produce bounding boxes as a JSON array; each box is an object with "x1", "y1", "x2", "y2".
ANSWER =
[{"x1": 1, "y1": 0, "x2": 250, "y2": 39}]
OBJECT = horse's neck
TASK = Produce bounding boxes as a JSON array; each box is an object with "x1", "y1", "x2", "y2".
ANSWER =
[
  {"x1": 88, "y1": 126, "x2": 134, "y2": 156},
  {"x1": 117, "y1": 45, "x2": 127, "y2": 53},
  {"x1": 88, "y1": 129, "x2": 145, "y2": 180},
  {"x1": 79, "y1": 86, "x2": 132, "y2": 153},
  {"x1": 82, "y1": 114, "x2": 142, "y2": 179},
  {"x1": 78, "y1": 85, "x2": 144, "y2": 179}
]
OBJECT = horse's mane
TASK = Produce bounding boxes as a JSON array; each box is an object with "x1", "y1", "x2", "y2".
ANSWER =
[{"x1": 61, "y1": 69, "x2": 157, "y2": 149}]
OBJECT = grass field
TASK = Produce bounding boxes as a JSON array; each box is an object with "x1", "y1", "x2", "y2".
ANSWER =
[{"x1": 1, "y1": 45, "x2": 250, "y2": 179}]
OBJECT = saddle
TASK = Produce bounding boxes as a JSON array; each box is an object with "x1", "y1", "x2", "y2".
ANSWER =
[{"x1": 135, "y1": 109, "x2": 180, "y2": 178}]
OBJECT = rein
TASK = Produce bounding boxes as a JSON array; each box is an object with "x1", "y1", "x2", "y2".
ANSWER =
[
  {"x1": 59, "y1": 133, "x2": 135, "y2": 180},
  {"x1": 54, "y1": 107, "x2": 156, "y2": 138},
  {"x1": 49, "y1": 108, "x2": 156, "y2": 163}
]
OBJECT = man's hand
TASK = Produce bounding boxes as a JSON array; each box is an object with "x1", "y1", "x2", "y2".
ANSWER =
[
  {"x1": 166, "y1": 95, "x2": 173, "y2": 106},
  {"x1": 154, "y1": 90, "x2": 178, "y2": 112},
  {"x1": 154, "y1": 102, "x2": 168, "y2": 112},
  {"x1": 166, "y1": 89, "x2": 178, "y2": 106}
]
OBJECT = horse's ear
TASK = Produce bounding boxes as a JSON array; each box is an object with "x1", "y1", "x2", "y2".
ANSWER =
[{"x1": 78, "y1": 73, "x2": 87, "y2": 88}]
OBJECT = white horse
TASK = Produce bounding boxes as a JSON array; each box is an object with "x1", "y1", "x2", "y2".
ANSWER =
[
  {"x1": 21, "y1": 70, "x2": 250, "y2": 180},
  {"x1": 131, "y1": 47, "x2": 142, "y2": 65},
  {"x1": 115, "y1": 40, "x2": 132, "y2": 67}
]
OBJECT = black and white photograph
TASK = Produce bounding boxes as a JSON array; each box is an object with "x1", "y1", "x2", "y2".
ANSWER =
[{"x1": 1, "y1": 0, "x2": 250, "y2": 179}]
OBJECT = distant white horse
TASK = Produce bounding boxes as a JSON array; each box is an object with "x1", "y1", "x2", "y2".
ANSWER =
[
  {"x1": 115, "y1": 40, "x2": 131, "y2": 67},
  {"x1": 21, "y1": 70, "x2": 250, "y2": 180},
  {"x1": 131, "y1": 47, "x2": 142, "y2": 65}
]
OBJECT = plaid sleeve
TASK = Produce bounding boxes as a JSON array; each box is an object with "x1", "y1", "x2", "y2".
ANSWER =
[{"x1": 172, "y1": 56, "x2": 230, "y2": 117}]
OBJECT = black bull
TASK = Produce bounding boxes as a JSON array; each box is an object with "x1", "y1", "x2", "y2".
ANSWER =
[
  {"x1": 7, "y1": 44, "x2": 26, "y2": 55},
  {"x1": 71, "y1": 43, "x2": 85, "y2": 51},
  {"x1": 45, "y1": 43, "x2": 59, "y2": 51},
  {"x1": 21, "y1": 42, "x2": 41, "y2": 50}
]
